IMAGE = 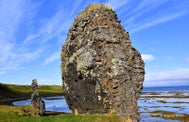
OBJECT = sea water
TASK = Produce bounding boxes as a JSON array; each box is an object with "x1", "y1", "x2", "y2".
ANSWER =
[
  {"x1": 13, "y1": 96, "x2": 71, "y2": 113},
  {"x1": 143, "y1": 85, "x2": 189, "y2": 92}
]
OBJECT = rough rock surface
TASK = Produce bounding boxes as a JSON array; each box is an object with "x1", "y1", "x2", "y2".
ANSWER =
[
  {"x1": 31, "y1": 79, "x2": 45, "y2": 115},
  {"x1": 61, "y1": 4, "x2": 145, "y2": 121}
]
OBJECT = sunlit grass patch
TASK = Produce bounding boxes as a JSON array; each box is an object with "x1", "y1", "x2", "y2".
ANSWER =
[
  {"x1": 0, "y1": 105, "x2": 124, "y2": 122},
  {"x1": 164, "y1": 114, "x2": 189, "y2": 121},
  {"x1": 150, "y1": 110, "x2": 189, "y2": 121},
  {"x1": 0, "y1": 105, "x2": 40, "y2": 117}
]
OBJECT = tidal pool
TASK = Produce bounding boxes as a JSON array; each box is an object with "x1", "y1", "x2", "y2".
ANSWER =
[
  {"x1": 13, "y1": 91, "x2": 189, "y2": 122},
  {"x1": 13, "y1": 96, "x2": 71, "y2": 113}
]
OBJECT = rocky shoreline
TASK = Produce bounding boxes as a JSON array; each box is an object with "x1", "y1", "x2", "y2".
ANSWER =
[
  {"x1": 1, "y1": 90, "x2": 189, "y2": 121},
  {"x1": 139, "y1": 91, "x2": 189, "y2": 121}
]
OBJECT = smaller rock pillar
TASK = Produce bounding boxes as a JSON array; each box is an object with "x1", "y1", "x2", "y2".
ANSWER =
[{"x1": 31, "y1": 79, "x2": 45, "y2": 115}]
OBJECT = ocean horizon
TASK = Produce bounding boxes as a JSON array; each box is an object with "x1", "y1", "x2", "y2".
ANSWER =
[{"x1": 143, "y1": 85, "x2": 189, "y2": 92}]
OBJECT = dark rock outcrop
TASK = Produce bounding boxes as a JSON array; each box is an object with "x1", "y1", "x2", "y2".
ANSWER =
[
  {"x1": 31, "y1": 79, "x2": 45, "y2": 115},
  {"x1": 61, "y1": 4, "x2": 145, "y2": 121}
]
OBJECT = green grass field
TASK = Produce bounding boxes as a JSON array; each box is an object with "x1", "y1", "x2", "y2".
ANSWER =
[
  {"x1": 0, "y1": 105, "x2": 121, "y2": 122},
  {"x1": 0, "y1": 83, "x2": 63, "y2": 99}
]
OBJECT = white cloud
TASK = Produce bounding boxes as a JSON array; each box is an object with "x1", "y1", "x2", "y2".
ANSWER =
[
  {"x1": 0, "y1": 1, "x2": 70, "y2": 74},
  {"x1": 0, "y1": 48, "x2": 44, "y2": 75},
  {"x1": 18, "y1": 48, "x2": 44, "y2": 62},
  {"x1": 42, "y1": 52, "x2": 60, "y2": 65},
  {"x1": 70, "y1": 0, "x2": 84, "y2": 16},
  {"x1": 126, "y1": 0, "x2": 167, "y2": 18},
  {"x1": 186, "y1": 57, "x2": 189, "y2": 62},
  {"x1": 144, "y1": 68, "x2": 189, "y2": 87},
  {"x1": 145, "y1": 68, "x2": 189, "y2": 81},
  {"x1": 121, "y1": 1, "x2": 189, "y2": 33},
  {"x1": 0, "y1": 0, "x2": 27, "y2": 59},
  {"x1": 0, "y1": 0, "x2": 28, "y2": 36},
  {"x1": 0, "y1": 41, "x2": 15, "y2": 62},
  {"x1": 23, "y1": 8, "x2": 71, "y2": 45},
  {"x1": 130, "y1": 10, "x2": 188, "y2": 33},
  {"x1": 144, "y1": 80, "x2": 188, "y2": 87},
  {"x1": 0, "y1": 0, "x2": 36, "y2": 74},
  {"x1": 165, "y1": 57, "x2": 173, "y2": 61},
  {"x1": 0, "y1": 63, "x2": 19, "y2": 75},
  {"x1": 106, "y1": 0, "x2": 129, "y2": 10},
  {"x1": 141, "y1": 54, "x2": 154, "y2": 62}
]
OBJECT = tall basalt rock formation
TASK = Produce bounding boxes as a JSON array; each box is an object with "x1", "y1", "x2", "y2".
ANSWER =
[
  {"x1": 61, "y1": 4, "x2": 145, "y2": 121},
  {"x1": 31, "y1": 79, "x2": 45, "y2": 115}
]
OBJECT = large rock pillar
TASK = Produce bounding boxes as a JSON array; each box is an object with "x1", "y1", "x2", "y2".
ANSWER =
[{"x1": 61, "y1": 4, "x2": 145, "y2": 121}]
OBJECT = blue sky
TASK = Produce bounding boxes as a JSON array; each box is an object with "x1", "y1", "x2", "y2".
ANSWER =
[{"x1": 0, "y1": 0, "x2": 189, "y2": 87}]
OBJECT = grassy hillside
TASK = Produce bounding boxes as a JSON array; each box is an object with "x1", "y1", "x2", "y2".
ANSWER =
[{"x1": 0, "y1": 83, "x2": 63, "y2": 99}]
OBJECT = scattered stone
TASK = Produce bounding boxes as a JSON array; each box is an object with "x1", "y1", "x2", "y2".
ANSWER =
[
  {"x1": 61, "y1": 4, "x2": 145, "y2": 122},
  {"x1": 31, "y1": 79, "x2": 45, "y2": 115}
]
